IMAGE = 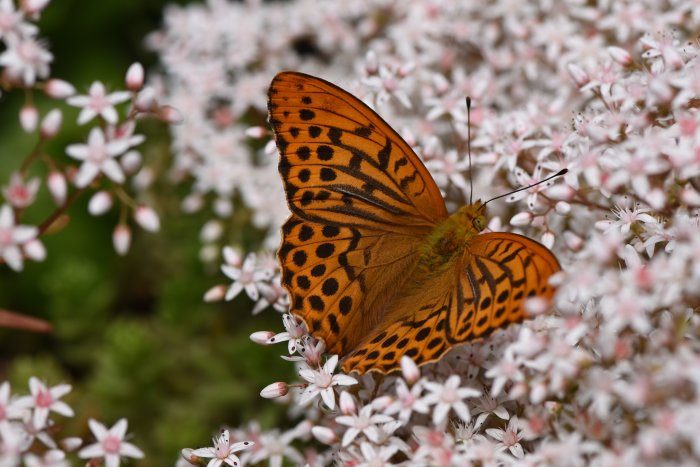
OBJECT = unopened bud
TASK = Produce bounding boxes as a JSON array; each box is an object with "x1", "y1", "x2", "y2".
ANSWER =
[
  {"x1": 249, "y1": 331, "x2": 276, "y2": 344},
  {"x1": 554, "y1": 201, "x2": 570, "y2": 215},
  {"x1": 125, "y1": 62, "x2": 144, "y2": 92},
  {"x1": 23, "y1": 239, "x2": 46, "y2": 262},
  {"x1": 44, "y1": 79, "x2": 75, "y2": 99},
  {"x1": 88, "y1": 191, "x2": 112, "y2": 216},
  {"x1": 607, "y1": 46, "x2": 632, "y2": 66},
  {"x1": 567, "y1": 63, "x2": 589, "y2": 87},
  {"x1": 120, "y1": 150, "x2": 142, "y2": 174},
  {"x1": 510, "y1": 212, "x2": 533, "y2": 226},
  {"x1": 134, "y1": 87, "x2": 157, "y2": 112},
  {"x1": 311, "y1": 426, "x2": 338, "y2": 445},
  {"x1": 47, "y1": 171, "x2": 67, "y2": 206},
  {"x1": 541, "y1": 231, "x2": 555, "y2": 249},
  {"x1": 339, "y1": 391, "x2": 356, "y2": 415},
  {"x1": 260, "y1": 382, "x2": 289, "y2": 399},
  {"x1": 245, "y1": 126, "x2": 268, "y2": 138},
  {"x1": 21, "y1": 0, "x2": 50, "y2": 15},
  {"x1": 159, "y1": 105, "x2": 183, "y2": 124},
  {"x1": 134, "y1": 205, "x2": 160, "y2": 232},
  {"x1": 400, "y1": 355, "x2": 420, "y2": 384},
  {"x1": 40, "y1": 109, "x2": 62, "y2": 139},
  {"x1": 203, "y1": 284, "x2": 226, "y2": 302},
  {"x1": 20, "y1": 105, "x2": 38, "y2": 132},
  {"x1": 113, "y1": 224, "x2": 131, "y2": 256}
]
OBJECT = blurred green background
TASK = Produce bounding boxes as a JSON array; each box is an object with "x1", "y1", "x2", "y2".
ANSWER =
[{"x1": 0, "y1": 0, "x2": 291, "y2": 461}]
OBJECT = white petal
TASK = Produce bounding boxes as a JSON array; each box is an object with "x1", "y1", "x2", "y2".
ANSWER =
[
  {"x1": 3, "y1": 246, "x2": 24, "y2": 270},
  {"x1": 119, "y1": 441, "x2": 144, "y2": 458},
  {"x1": 88, "y1": 419, "x2": 109, "y2": 440},
  {"x1": 78, "y1": 442, "x2": 105, "y2": 458},
  {"x1": 224, "y1": 282, "x2": 243, "y2": 301},
  {"x1": 332, "y1": 374, "x2": 358, "y2": 386},
  {"x1": 297, "y1": 387, "x2": 319, "y2": 406},
  {"x1": 101, "y1": 159, "x2": 125, "y2": 183},
  {"x1": 77, "y1": 108, "x2": 97, "y2": 125},
  {"x1": 324, "y1": 355, "x2": 339, "y2": 373},
  {"x1": 341, "y1": 427, "x2": 359, "y2": 447},
  {"x1": 320, "y1": 387, "x2": 336, "y2": 410},
  {"x1": 101, "y1": 107, "x2": 118, "y2": 124},
  {"x1": 50, "y1": 401, "x2": 74, "y2": 417},
  {"x1": 49, "y1": 383, "x2": 72, "y2": 399},
  {"x1": 432, "y1": 402, "x2": 450, "y2": 426},
  {"x1": 105, "y1": 453, "x2": 120, "y2": 467},
  {"x1": 75, "y1": 162, "x2": 100, "y2": 188},
  {"x1": 12, "y1": 225, "x2": 37, "y2": 243}
]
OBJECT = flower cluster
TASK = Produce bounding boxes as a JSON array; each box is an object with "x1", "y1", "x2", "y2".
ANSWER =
[
  {"x1": 0, "y1": 378, "x2": 143, "y2": 466},
  {"x1": 156, "y1": 0, "x2": 700, "y2": 465},
  {"x1": 0, "y1": 0, "x2": 179, "y2": 276}
]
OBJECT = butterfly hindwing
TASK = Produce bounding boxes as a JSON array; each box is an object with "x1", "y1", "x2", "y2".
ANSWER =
[{"x1": 341, "y1": 232, "x2": 560, "y2": 373}]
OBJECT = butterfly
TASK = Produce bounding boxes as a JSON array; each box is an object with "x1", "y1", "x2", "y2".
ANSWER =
[{"x1": 268, "y1": 71, "x2": 561, "y2": 374}]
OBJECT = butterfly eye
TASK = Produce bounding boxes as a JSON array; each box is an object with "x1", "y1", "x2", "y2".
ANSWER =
[{"x1": 472, "y1": 215, "x2": 486, "y2": 231}]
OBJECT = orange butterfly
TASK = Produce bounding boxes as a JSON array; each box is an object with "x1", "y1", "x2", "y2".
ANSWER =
[{"x1": 268, "y1": 71, "x2": 560, "y2": 374}]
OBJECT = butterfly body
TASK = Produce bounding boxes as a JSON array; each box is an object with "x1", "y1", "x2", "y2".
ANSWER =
[{"x1": 269, "y1": 72, "x2": 561, "y2": 374}]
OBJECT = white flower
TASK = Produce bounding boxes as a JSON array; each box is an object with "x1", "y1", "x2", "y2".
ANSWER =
[
  {"x1": 486, "y1": 416, "x2": 525, "y2": 458},
  {"x1": 222, "y1": 252, "x2": 271, "y2": 302},
  {"x1": 191, "y1": 429, "x2": 254, "y2": 467},
  {"x1": 267, "y1": 313, "x2": 308, "y2": 354},
  {"x1": 298, "y1": 355, "x2": 358, "y2": 410},
  {"x1": 246, "y1": 429, "x2": 301, "y2": 467},
  {"x1": 78, "y1": 418, "x2": 144, "y2": 467},
  {"x1": 3, "y1": 172, "x2": 40, "y2": 209},
  {"x1": 0, "y1": 204, "x2": 38, "y2": 271},
  {"x1": 13, "y1": 378, "x2": 73, "y2": 429},
  {"x1": 420, "y1": 375, "x2": 480, "y2": 426},
  {"x1": 65, "y1": 127, "x2": 130, "y2": 187},
  {"x1": 67, "y1": 81, "x2": 131, "y2": 125},
  {"x1": 357, "y1": 442, "x2": 399, "y2": 467},
  {"x1": 335, "y1": 404, "x2": 394, "y2": 447},
  {"x1": 0, "y1": 34, "x2": 52, "y2": 85},
  {"x1": 384, "y1": 378, "x2": 429, "y2": 423},
  {"x1": 23, "y1": 449, "x2": 69, "y2": 467}
]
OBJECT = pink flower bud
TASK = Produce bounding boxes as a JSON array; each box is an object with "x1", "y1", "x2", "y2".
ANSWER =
[
  {"x1": 567, "y1": 63, "x2": 589, "y2": 87},
  {"x1": 541, "y1": 231, "x2": 555, "y2": 249},
  {"x1": 134, "y1": 87, "x2": 156, "y2": 112},
  {"x1": 203, "y1": 284, "x2": 227, "y2": 302},
  {"x1": 120, "y1": 150, "x2": 142, "y2": 174},
  {"x1": 510, "y1": 212, "x2": 533, "y2": 226},
  {"x1": 20, "y1": 105, "x2": 38, "y2": 132},
  {"x1": 249, "y1": 331, "x2": 276, "y2": 344},
  {"x1": 607, "y1": 46, "x2": 632, "y2": 66},
  {"x1": 546, "y1": 184, "x2": 574, "y2": 201},
  {"x1": 23, "y1": 239, "x2": 46, "y2": 261},
  {"x1": 245, "y1": 126, "x2": 268, "y2": 138},
  {"x1": 44, "y1": 79, "x2": 75, "y2": 99},
  {"x1": 47, "y1": 171, "x2": 67, "y2": 206},
  {"x1": 311, "y1": 426, "x2": 337, "y2": 445},
  {"x1": 200, "y1": 220, "x2": 223, "y2": 242},
  {"x1": 21, "y1": 0, "x2": 50, "y2": 15},
  {"x1": 364, "y1": 50, "x2": 378, "y2": 75},
  {"x1": 260, "y1": 382, "x2": 289, "y2": 399},
  {"x1": 339, "y1": 391, "x2": 356, "y2": 415},
  {"x1": 400, "y1": 355, "x2": 420, "y2": 384},
  {"x1": 88, "y1": 191, "x2": 112, "y2": 216},
  {"x1": 159, "y1": 105, "x2": 183, "y2": 124},
  {"x1": 564, "y1": 231, "x2": 583, "y2": 252},
  {"x1": 125, "y1": 62, "x2": 144, "y2": 91},
  {"x1": 181, "y1": 193, "x2": 204, "y2": 213},
  {"x1": 113, "y1": 224, "x2": 131, "y2": 256},
  {"x1": 40, "y1": 109, "x2": 62, "y2": 139},
  {"x1": 134, "y1": 205, "x2": 160, "y2": 232},
  {"x1": 223, "y1": 246, "x2": 242, "y2": 267},
  {"x1": 60, "y1": 437, "x2": 83, "y2": 452}
]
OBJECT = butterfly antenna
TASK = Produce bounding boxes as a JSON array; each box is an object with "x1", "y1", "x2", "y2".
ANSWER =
[
  {"x1": 478, "y1": 168, "x2": 569, "y2": 213},
  {"x1": 466, "y1": 97, "x2": 473, "y2": 206}
]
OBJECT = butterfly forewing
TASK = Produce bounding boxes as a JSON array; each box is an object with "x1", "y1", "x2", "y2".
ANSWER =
[
  {"x1": 270, "y1": 72, "x2": 449, "y2": 357},
  {"x1": 269, "y1": 72, "x2": 448, "y2": 231}
]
